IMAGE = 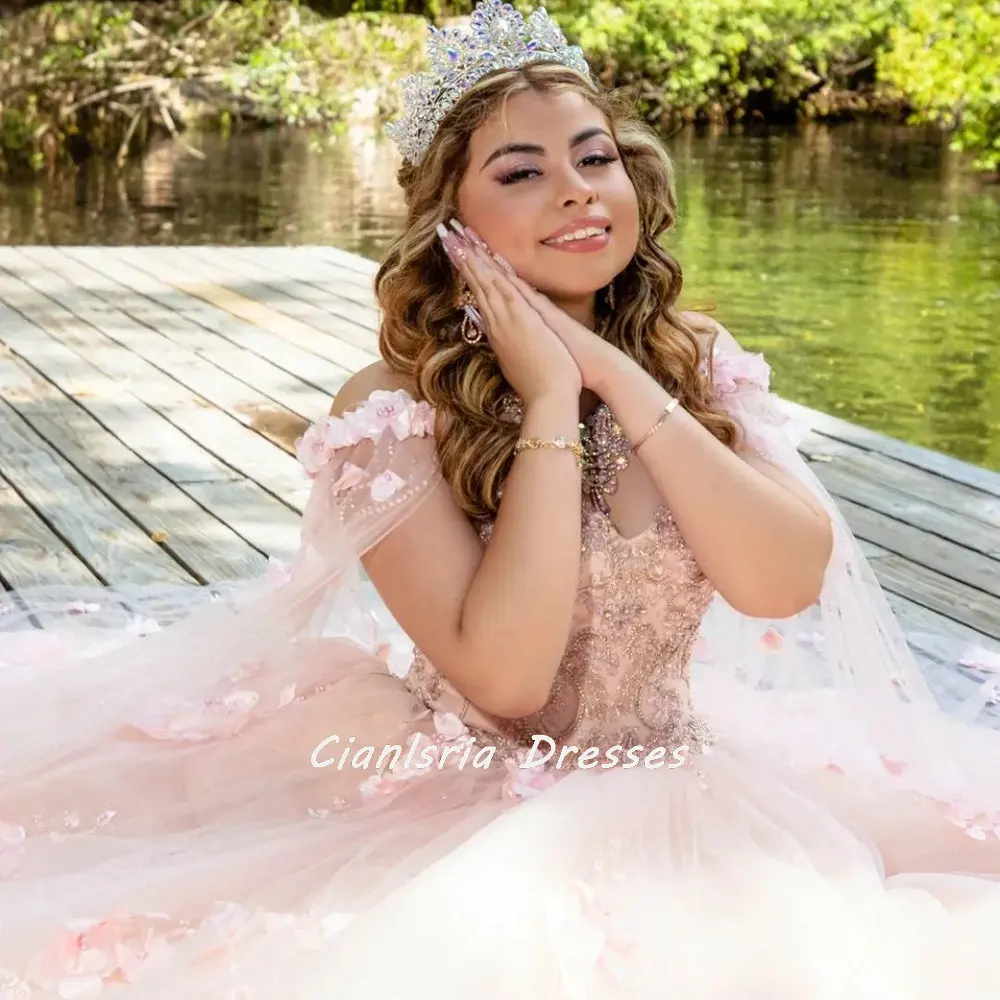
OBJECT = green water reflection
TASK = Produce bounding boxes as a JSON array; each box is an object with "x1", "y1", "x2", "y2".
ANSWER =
[{"x1": 1, "y1": 121, "x2": 997, "y2": 469}]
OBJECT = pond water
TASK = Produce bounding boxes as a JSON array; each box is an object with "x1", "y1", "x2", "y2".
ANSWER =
[{"x1": 1, "y1": 120, "x2": 998, "y2": 470}]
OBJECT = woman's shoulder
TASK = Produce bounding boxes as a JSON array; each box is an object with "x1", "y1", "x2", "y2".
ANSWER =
[{"x1": 329, "y1": 362, "x2": 420, "y2": 417}]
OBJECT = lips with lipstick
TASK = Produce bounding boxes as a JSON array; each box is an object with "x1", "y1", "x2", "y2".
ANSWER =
[{"x1": 541, "y1": 216, "x2": 611, "y2": 252}]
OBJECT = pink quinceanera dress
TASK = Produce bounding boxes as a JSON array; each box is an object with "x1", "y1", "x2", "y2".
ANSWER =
[{"x1": 1, "y1": 337, "x2": 999, "y2": 997}]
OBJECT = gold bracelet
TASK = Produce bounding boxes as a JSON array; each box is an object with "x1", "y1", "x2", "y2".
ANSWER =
[
  {"x1": 514, "y1": 435, "x2": 586, "y2": 468},
  {"x1": 631, "y1": 397, "x2": 680, "y2": 454}
]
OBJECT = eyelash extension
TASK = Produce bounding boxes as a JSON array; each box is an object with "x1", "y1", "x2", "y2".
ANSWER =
[{"x1": 498, "y1": 153, "x2": 618, "y2": 185}]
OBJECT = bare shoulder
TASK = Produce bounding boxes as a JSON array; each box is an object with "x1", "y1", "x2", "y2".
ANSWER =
[
  {"x1": 678, "y1": 310, "x2": 742, "y2": 364},
  {"x1": 329, "y1": 362, "x2": 418, "y2": 417}
]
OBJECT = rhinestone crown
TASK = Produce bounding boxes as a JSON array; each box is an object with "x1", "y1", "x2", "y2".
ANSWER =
[{"x1": 385, "y1": 0, "x2": 594, "y2": 165}]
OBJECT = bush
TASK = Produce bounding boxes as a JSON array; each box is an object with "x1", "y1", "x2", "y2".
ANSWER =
[{"x1": 878, "y1": 0, "x2": 1000, "y2": 171}]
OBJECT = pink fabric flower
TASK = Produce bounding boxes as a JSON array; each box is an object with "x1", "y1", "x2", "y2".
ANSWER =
[
  {"x1": 712, "y1": 351, "x2": 771, "y2": 394},
  {"x1": 332, "y1": 461, "x2": 367, "y2": 495},
  {"x1": 370, "y1": 470, "x2": 405, "y2": 502},
  {"x1": 502, "y1": 752, "x2": 559, "y2": 800}
]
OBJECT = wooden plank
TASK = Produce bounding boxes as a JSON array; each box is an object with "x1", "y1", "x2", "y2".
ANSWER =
[
  {"x1": 0, "y1": 395, "x2": 195, "y2": 587},
  {"x1": 185, "y1": 245, "x2": 380, "y2": 329},
  {"x1": 22, "y1": 246, "x2": 334, "y2": 425},
  {"x1": 0, "y1": 254, "x2": 310, "y2": 511},
  {"x1": 785, "y1": 398, "x2": 1000, "y2": 499},
  {"x1": 803, "y1": 434, "x2": 1000, "y2": 529},
  {"x1": 205, "y1": 245, "x2": 380, "y2": 309},
  {"x1": 315, "y1": 245, "x2": 380, "y2": 276},
  {"x1": 143, "y1": 246, "x2": 379, "y2": 362},
  {"x1": 869, "y1": 553, "x2": 1000, "y2": 639},
  {"x1": 64, "y1": 246, "x2": 352, "y2": 399},
  {"x1": 0, "y1": 478, "x2": 101, "y2": 589},
  {"x1": 0, "y1": 345, "x2": 268, "y2": 583},
  {"x1": 183, "y1": 479, "x2": 302, "y2": 564},
  {"x1": 812, "y1": 462, "x2": 1000, "y2": 560},
  {"x1": 0, "y1": 302, "x2": 238, "y2": 486},
  {"x1": 838, "y1": 497, "x2": 1000, "y2": 600},
  {"x1": 110, "y1": 247, "x2": 376, "y2": 374},
  {"x1": 888, "y1": 591, "x2": 999, "y2": 654},
  {"x1": 13, "y1": 246, "x2": 326, "y2": 454}
]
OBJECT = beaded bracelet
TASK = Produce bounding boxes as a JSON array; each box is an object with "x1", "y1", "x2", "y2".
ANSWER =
[
  {"x1": 514, "y1": 436, "x2": 586, "y2": 468},
  {"x1": 631, "y1": 397, "x2": 680, "y2": 454}
]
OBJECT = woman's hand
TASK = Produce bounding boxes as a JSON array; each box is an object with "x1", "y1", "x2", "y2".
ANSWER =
[
  {"x1": 437, "y1": 223, "x2": 581, "y2": 405},
  {"x1": 451, "y1": 221, "x2": 625, "y2": 393}
]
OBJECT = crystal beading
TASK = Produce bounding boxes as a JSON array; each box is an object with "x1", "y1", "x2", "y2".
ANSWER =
[{"x1": 384, "y1": 0, "x2": 594, "y2": 165}]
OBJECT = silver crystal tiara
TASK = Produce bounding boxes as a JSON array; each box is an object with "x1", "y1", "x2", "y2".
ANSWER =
[{"x1": 385, "y1": 0, "x2": 594, "y2": 165}]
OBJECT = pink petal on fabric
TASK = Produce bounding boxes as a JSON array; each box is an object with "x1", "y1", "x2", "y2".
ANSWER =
[
  {"x1": 760, "y1": 627, "x2": 783, "y2": 651},
  {"x1": 332, "y1": 462, "x2": 368, "y2": 496},
  {"x1": 881, "y1": 757, "x2": 906, "y2": 777},
  {"x1": 370, "y1": 471, "x2": 405, "y2": 502}
]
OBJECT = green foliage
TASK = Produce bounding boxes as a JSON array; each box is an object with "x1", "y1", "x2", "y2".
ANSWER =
[
  {"x1": 542, "y1": 0, "x2": 906, "y2": 119},
  {"x1": 1, "y1": 0, "x2": 997, "y2": 173},
  {"x1": 878, "y1": 0, "x2": 1000, "y2": 171}
]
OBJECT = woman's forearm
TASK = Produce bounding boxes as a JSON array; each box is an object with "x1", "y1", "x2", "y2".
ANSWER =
[
  {"x1": 596, "y1": 354, "x2": 832, "y2": 618},
  {"x1": 458, "y1": 391, "x2": 583, "y2": 715}
]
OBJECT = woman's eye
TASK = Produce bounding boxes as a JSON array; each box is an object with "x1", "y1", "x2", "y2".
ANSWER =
[{"x1": 497, "y1": 153, "x2": 618, "y2": 185}]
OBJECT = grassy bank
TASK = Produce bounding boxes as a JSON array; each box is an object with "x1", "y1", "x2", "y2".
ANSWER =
[{"x1": 1, "y1": 0, "x2": 997, "y2": 175}]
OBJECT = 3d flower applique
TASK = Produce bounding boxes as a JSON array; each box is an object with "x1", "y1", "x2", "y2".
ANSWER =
[
  {"x1": 331, "y1": 461, "x2": 368, "y2": 496},
  {"x1": 711, "y1": 350, "x2": 772, "y2": 395},
  {"x1": 502, "y1": 749, "x2": 559, "y2": 800},
  {"x1": 370, "y1": 470, "x2": 406, "y2": 502}
]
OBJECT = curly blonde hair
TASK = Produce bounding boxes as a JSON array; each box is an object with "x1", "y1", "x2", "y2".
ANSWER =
[{"x1": 374, "y1": 61, "x2": 739, "y2": 523}]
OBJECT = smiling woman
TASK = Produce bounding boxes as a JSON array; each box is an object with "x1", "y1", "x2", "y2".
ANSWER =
[{"x1": 1, "y1": 1, "x2": 1000, "y2": 995}]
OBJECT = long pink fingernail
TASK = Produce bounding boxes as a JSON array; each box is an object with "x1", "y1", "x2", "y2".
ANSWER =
[
  {"x1": 436, "y1": 223, "x2": 462, "y2": 261},
  {"x1": 463, "y1": 225, "x2": 490, "y2": 250}
]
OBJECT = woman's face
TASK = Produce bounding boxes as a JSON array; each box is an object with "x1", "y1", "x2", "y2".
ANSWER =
[{"x1": 456, "y1": 88, "x2": 640, "y2": 308}]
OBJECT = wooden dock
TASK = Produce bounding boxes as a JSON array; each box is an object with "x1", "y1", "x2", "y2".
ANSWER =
[{"x1": 1, "y1": 244, "x2": 998, "y2": 685}]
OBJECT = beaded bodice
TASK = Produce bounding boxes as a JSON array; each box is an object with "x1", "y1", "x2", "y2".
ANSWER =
[{"x1": 403, "y1": 495, "x2": 717, "y2": 763}]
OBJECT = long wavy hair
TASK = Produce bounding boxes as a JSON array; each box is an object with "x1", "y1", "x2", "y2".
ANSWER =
[{"x1": 374, "y1": 61, "x2": 739, "y2": 522}]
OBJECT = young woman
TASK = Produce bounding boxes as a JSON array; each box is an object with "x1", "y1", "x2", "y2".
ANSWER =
[{"x1": 1, "y1": 1, "x2": 998, "y2": 994}]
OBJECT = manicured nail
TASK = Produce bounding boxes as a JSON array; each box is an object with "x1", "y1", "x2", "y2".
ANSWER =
[
  {"x1": 463, "y1": 226, "x2": 490, "y2": 250},
  {"x1": 449, "y1": 218, "x2": 466, "y2": 236}
]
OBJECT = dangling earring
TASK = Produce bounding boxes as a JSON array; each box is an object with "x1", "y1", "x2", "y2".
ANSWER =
[
  {"x1": 605, "y1": 280, "x2": 616, "y2": 311},
  {"x1": 459, "y1": 286, "x2": 484, "y2": 345}
]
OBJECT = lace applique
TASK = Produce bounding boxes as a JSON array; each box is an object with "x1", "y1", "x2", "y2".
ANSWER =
[{"x1": 295, "y1": 389, "x2": 435, "y2": 479}]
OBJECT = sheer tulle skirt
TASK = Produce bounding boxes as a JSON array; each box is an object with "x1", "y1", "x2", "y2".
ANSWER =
[{"x1": 2, "y1": 620, "x2": 1000, "y2": 998}]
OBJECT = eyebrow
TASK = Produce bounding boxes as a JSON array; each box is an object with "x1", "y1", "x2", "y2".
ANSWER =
[{"x1": 480, "y1": 126, "x2": 613, "y2": 171}]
